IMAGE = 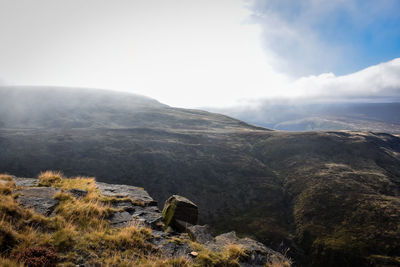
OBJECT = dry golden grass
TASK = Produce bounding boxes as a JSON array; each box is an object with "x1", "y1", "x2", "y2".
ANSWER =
[
  {"x1": 0, "y1": 257, "x2": 24, "y2": 267},
  {"x1": 38, "y1": 170, "x2": 63, "y2": 186},
  {"x1": 265, "y1": 249, "x2": 293, "y2": 267},
  {"x1": 189, "y1": 242, "x2": 247, "y2": 267},
  {"x1": 104, "y1": 222, "x2": 153, "y2": 251},
  {"x1": 265, "y1": 256, "x2": 292, "y2": 267},
  {"x1": 54, "y1": 192, "x2": 112, "y2": 229},
  {"x1": 0, "y1": 180, "x2": 15, "y2": 195},
  {"x1": 0, "y1": 174, "x2": 14, "y2": 181}
]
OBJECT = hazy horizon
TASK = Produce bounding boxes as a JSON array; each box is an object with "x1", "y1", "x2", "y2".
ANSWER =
[{"x1": 1, "y1": 0, "x2": 400, "y2": 108}]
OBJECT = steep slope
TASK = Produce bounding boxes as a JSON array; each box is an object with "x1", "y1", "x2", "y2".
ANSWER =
[{"x1": 1, "y1": 86, "x2": 400, "y2": 266}]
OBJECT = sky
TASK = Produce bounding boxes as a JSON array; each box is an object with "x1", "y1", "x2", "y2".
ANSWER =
[{"x1": 0, "y1": 0, "x2": 399, "y2": 108}]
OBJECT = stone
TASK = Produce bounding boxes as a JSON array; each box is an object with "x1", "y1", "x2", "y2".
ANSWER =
[
  {"x1": 109, "y1": 199, "x2": 136, "y2": 212},
  {"x1": 96, "y1": 182, "x2": 157, "y2": 206},
  {"x1": 152, "y1": 233, "x2": 192, "y2": 258},
  {"x1": 187, "y1": 225, "x2": 214, "y2": 244},
  {"x1": 13, "y1": 178, "x2": 38, "y2": 187},
  {"x1": 108, "y1": 204, "x2": 163, "y2": 229},
  {"x1": 206, "y1": 231, "x2": 287, "y2": 267},
  {"x1": 189, "y1": 251, "x2": 198, "y2": 257},
  {"x1": 162, "y1": 195, "x2": 198, "y2": 232},
  {"x1": 109, "y1": 211, "x2": 134, "y2": 228},
  {"x1": 15, "y1": 187, "x2": 60, "y2": 216},
  {"x1": 132, "y1": 206, "x2": 164, "y2": 230},
  {"x1": 67, "y1": 188, "x2": 88, "y2": 199}
]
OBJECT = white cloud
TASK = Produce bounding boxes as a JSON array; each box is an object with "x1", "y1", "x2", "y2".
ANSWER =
[{"x1": 252, "y1": 58, "x2": 400, "y2": 104}]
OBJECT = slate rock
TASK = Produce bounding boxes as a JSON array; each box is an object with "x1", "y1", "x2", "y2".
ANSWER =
[
  {"x1": 152, "y1": 233, "x2": 192, "y2": 258},
  {"x1": 109, "y1": 199, "x2": 136, "y2": 213},
  {"x1": 108, "y1": 205, "x2": 163, "y2": 229},
  {"x1": 109, "y1": 211, "x2": 134, "y2": 228},
  {"x1": 13, "y1": 177, "x2": 38, "y2": 187},
  {"x1": 158, "y1": 241, "x2": 192, "y2": 258},
  {"x1": 67, "y1": 188, "x2": 88, "y2": 199},
  {"x1": 134, "y1": 206, "x2": 164, "y2": 229},
  {"x1": 187, "y1": 224, "x2": 214, "y2": 244},
  {"x1": 15, "y1": 187, "x2": 60, "y2": 216},
  {"x1": 96, "y1": 182, "x2": 157, "y2": 206},
  {"x1": 162, "y1": 195, "x2": 198, "y2": 232}
]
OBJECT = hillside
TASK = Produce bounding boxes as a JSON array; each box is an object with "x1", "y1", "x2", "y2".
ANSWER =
[
  {"x1": 0, "y1": 86, "x2": 258, "y2": 131},
  {"x1": 209, "y1": 102, "x2": 400, "y2": 134},
  {"x1": 1, "y1": 86, "x2": 400, "y2": 266}
]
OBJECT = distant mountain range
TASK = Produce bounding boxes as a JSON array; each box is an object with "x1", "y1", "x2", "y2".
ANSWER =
[
  {"x1": 209, "y1": 102, "x2": 400, "y2": 134},
  {"x1": 1, "y1": 86, "x2": 399, "y2": 266}
]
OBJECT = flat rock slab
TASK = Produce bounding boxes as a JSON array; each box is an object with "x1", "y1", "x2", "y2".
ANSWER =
[
  {"x1": 132, "y1": 206, "x2": 163, "y2": 229},
  {"x1": 96, "y1": 182, "x2": 157, "y2": 206},
  {"x1": 109, "y1": 205, "x2": 163, "y2": 229},
  {"x1": 109, "y1": 211, "x2": 134, "y2": 228},
  {"x1": 15, "y1": 187, "x2": 60, "y2": 216},
  {"x1": 13, "y1": 178, "x2": 38, "y2": 187}
]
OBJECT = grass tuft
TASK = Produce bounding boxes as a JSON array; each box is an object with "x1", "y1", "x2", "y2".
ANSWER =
[
  {"x1": 190, "y1": 242, "x2": 247, "y2": 267},
  {"x1": 38, "y1": 171, "x2": 63, "y2": 187},
  {"x1": 0, "y1": 174, "x2": 14, "y2": 181}
]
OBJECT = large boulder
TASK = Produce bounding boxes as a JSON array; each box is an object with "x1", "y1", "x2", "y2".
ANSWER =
[{"x1": 162, "y1": 195, "x2": 198, "y2": 232}]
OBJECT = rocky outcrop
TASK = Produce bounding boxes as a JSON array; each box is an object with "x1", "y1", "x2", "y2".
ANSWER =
[
  {"x1": 162, "y1": 195, "x2": 198, "y2": 232},
  {"x1": 10, "y1": 177, "x2": 289, "y2": 266}
]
